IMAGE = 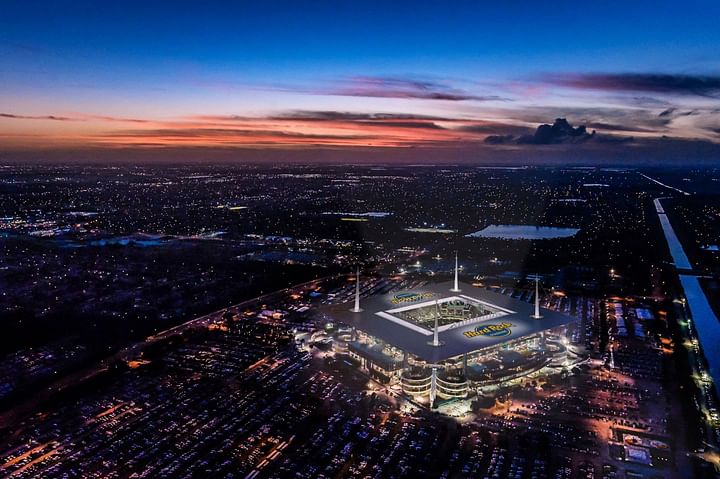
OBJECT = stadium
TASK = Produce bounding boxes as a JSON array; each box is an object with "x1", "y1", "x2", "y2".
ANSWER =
[{"x1": 322, "y1": 263, "x2": 579, "y2": 408}]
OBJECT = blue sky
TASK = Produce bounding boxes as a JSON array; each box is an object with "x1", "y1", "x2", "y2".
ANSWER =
[{"x1": 2, "y1": 1, "x2": 720, "y2": 156}]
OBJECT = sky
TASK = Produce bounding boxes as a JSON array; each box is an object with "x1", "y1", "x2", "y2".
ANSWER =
[{"x1": 2, "y1": 0, "x2": 720, "y2": 162}]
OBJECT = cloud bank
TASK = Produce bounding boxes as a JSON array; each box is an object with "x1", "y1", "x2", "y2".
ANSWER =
[{"x1": 542, "y1": 73, "x2": 720, "y2": 98}]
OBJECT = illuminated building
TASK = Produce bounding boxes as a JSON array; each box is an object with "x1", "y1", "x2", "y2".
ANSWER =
[{"x1": 325, "y1": 274, "x2": 577, "y2": 407}]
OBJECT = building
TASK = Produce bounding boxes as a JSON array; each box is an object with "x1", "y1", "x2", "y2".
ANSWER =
[{"x1": 323, "y1": 272, "x2": 577, "y2": 407}]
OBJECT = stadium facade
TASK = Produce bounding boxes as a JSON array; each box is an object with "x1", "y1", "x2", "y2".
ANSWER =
[{"x1": 324, "y1": 269, "x2": 577, "y2": 406}]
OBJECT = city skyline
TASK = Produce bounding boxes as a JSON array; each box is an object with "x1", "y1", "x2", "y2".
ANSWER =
[{"x1": 2, "y1": 4, "x2": 720, "y2": 476}]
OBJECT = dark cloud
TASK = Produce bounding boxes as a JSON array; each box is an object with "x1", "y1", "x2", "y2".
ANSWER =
[
  {"x1": 1, "y1": 113, "x2": 150, "y2": 123},
  {"x1": 584, "y1": 122, "x2": 657, "y2": 133},
  {"x1": 1, "y1": 113, "x2": 76, "y2": 121},
  {"x1": 456, "y1": 123, "x2": 533, "y2": 136},
  {"x1": 270, "y1": 110, "x2": 450, "y2": 121},
  {"x1": 90, "y1": 115, "x2": 150, "y2": 123},
  {"x1": 193, "y1": 111, "x2": 449, "y2": 131},
  {"x1": 362, "y1": 121, "x2": 445, "y2": 130},
  {"x1": 238, "y1": 76, "x2": 507, "y2": 101},
  {"x1": 512, "y1": 106, "x2": 677, "y2": 135},
  {"x1": 658, "y1": 108, "x2": 676, "y2": 117},
  {"x1": 484, "y1": 118, "x2": 617, "y2": 145},
  {"x1": 542, "y1": 73, "x2": 720, "y2": 97},
  {"x1": 483, "y1": 134, "x2": 516, "y2": 145},
  {"x1": 328, "y1": 76, "x2": 506, "y2": 102},
  {"x1": 106, "y1": 127, "x2": 379, "y2": 142},
  {"x1": 618, "y1": 96, "x2": 673, "y2": 108},
  {"x1": 520, "y1": 118, "x2": 595, "y2": 144}
]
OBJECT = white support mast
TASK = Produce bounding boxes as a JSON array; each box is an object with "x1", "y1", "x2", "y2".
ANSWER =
[
  {"x1": 430, "y1": 366, "x2": 438, "y2": 407},
  {"x1": 450, "y1": 251, "x2": 461, "y2": 292},
  {"x1": 432, "y1": 300, "x2": 440, "y2": 346},
  {"x1": 531, "y1": 275, "x2": 542, "y2": 319},
  {"x1": 428, "y1": 300, "x2": 444, "y2": 347},
  {"x1": 351, "y1": 265, "x2": 363, "y2": 313}
]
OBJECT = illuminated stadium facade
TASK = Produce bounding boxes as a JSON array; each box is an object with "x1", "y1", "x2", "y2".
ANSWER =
[{"x1": 324, "y1": 271, "x2": 578, "y2": 407}]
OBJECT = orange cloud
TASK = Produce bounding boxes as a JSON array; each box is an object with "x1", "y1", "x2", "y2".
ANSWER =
[{"x1": 1, "y1": 111, "x2": 510, "y2": 149}]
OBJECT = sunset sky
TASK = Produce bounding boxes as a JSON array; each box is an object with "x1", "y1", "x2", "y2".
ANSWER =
[{"x1": 2, "y1": 1, "x2": 720, "y2": 161}]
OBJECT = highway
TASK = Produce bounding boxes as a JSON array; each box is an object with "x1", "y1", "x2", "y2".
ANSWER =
[
  {"x1": 654, "y1": 198, "x2": 720, "y2": 394},
  {"x1": 641, "y1": 173, "x2": 691, "y2": 196}
]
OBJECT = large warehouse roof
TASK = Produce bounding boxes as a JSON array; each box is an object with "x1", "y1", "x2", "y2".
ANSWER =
[{"x1": 324, "y1": 280, "x2": 577, "y2": 363}]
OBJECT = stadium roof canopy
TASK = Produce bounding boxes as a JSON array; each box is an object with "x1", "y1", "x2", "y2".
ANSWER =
[{"x1": 324, "y1": 280, "x2": 578, "y2": 363}]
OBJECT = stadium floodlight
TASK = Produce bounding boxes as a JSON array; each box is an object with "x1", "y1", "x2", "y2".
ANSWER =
[
  {"x1": 432, "y1": 300, "x2": 441, "y2": 346},
  {"x1": 530, "y1": 275, "x2": 543, "y2": 319},
  {"x1": 450, "y1": 251, "x2": 461, "y2": 292},
  {"x1": 351, "y1": 265, "x2": 363, "y2": 313}
]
